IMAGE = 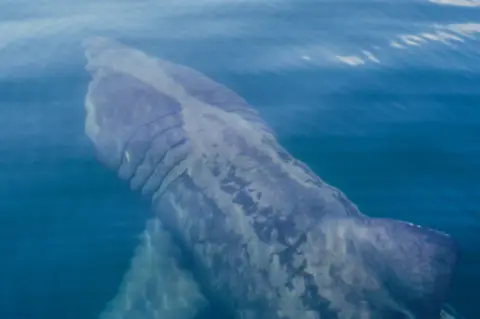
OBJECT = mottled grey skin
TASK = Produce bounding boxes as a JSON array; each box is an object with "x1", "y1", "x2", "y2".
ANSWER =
[{"x1": 83, "y1": 37, "x2": 457, "y2": 319}]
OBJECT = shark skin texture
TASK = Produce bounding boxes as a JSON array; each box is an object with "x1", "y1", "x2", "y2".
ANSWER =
[{"x1": 83, "y1": 37, "x2": 458, "y2": 319}]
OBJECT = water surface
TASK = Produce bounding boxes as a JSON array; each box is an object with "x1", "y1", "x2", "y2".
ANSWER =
[{"x1": 0, "y1": 0, "x2": 479, "y2": 318}]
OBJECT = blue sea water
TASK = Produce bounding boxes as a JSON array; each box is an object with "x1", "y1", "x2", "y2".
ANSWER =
[{"x1": 0, "y1": 0, "x2": 479, "y2": 318}]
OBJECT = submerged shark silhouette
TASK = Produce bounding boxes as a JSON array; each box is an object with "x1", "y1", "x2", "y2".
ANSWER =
[{"x1": 83, "y1": 37, "x2": 458, "y2": 319}]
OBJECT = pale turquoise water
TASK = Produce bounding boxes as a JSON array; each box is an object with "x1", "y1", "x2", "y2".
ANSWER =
[{"x1": 0, "y1": 1, "x2": 479, "y2": 318}]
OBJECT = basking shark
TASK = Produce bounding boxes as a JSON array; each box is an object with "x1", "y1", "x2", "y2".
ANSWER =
[{"x1": 83, "y1": 37, "x2": 458, "y2": 319}]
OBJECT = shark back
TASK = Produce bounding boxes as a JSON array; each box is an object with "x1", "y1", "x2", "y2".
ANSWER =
[{"x1": 83, "y1": 37, "x2": 458, "y2": 319}]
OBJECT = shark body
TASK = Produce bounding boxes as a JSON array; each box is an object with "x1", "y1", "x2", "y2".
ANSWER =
[{"x1": 83, "y1": 37, "x2": 457, "y2": 319}]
